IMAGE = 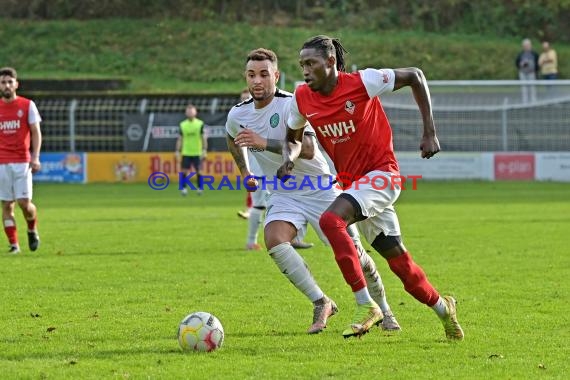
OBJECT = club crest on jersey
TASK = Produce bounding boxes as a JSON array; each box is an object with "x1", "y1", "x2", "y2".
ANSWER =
[
  {"x1": 17, "y1": 109, "x2": 24, "y2": 118},
  {"x1": 345, "y1": 100, "x2": 355, "y2": 115},
  {"x1": 270, "y1": 113, "x2": 279, "y2": 128}
]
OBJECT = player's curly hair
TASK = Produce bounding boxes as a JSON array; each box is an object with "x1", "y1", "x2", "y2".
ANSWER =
[
  {"x1": 246, "y1": 48, "x2": 278, "y2": 68},
  {"x1": 301, "y1": 35, "x2": 348, "y2": 72}
]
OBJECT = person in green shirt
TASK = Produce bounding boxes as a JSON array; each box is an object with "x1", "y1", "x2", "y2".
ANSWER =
[{"x1": 175, "y1": 103, "x2": 207, "y2": 195}]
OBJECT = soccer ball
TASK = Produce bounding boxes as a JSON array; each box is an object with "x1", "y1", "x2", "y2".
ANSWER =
[{"x1": 177, "y1": 312, "x2": 224, "y2": 352}]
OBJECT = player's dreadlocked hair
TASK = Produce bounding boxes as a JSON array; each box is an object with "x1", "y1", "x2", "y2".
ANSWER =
[
  {"x1": 246, "y1": 48, "x2": 278, "y2": 68},
  {"x1": 301, "y1": 35, "x2": 348, "y2": 72}
]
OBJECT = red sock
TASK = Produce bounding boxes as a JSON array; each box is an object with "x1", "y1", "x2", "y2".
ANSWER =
[
  {"x1": 388, "y1": 252, "x2": 440, "y2": 306},
  {"x1": 4, "y1": 225, "x2": 18, "y2": 245},
  {"x1": 27, "y1": 218, "x2": 37, "y2": 231},
  {"x1": 246, "y1": 192, "x2": 252, "y2": 208},
  {"x1": 319, "y1": 211, "x2": 366, "y2": 291}
]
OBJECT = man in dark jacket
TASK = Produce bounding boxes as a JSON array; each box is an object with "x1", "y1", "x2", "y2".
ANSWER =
[{"x1": 515, "y1": 38, "x2": 539, "y2": 103}]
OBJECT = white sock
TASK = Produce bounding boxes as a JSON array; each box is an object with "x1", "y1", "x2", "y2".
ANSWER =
[
  {"x1": 346, "y1": 224, "x2": 391, "y2": 311},
  {"x1": 354, "y1": 287, "x2": 374, "y2": 305},
  {"x1": 247, "y1": 208, "x2": 264, "y2": 245},
  {"x1": 356, "y1": 244, "x2": 391, "y2": 313},
  {"x1": 268, "y1": 242, "x2": 324, "y2": 302},
  {"x1": 431, "y1": 297, "x2": 448, "y2": 318}
]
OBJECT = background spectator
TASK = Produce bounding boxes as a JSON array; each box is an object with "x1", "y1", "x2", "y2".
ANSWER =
[
  {"x1": 515, "y1": 38, "x2": 539, "y2": 102},
  {"x1": 539, "y1": 41, "x2": 558, "y2": 79}
]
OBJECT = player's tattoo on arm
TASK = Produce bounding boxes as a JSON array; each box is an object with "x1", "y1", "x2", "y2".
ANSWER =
[
  {"x1": 265, "y1": 139, "x2": 283, "y2": 155},
  {"x1": 226, "y1": 133, "x2": 251, "y2": 175},
  {"x1": 282, "y1": 126, "x2": 304, "y2": 165},
  {"x1": 267, "y1": 132, "x2": 314, "y2": 159},
  {"x1": 278, "y1": 127, "x2": 309, "y2": 180}
]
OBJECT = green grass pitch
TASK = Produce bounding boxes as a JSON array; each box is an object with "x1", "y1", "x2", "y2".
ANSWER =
[{"x1": 0, "y1": 181, "x2": 568, "y2": 379}]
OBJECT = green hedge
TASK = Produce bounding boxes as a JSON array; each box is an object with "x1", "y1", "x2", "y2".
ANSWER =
[
  {"x1": 3, "y1": 18, "x2": 569, "y2": 93},
  {"x1": 2, "y1": 0, "x2": 570, "y2": 42}
]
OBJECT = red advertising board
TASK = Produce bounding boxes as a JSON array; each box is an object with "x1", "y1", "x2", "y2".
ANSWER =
[{"x1": 494, "y1": 153, "x2": 535, "y2": 180}]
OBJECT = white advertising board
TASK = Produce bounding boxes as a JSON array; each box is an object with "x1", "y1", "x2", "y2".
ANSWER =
[
  {"x1": 535, "y1": 152, "x2": 570, "y2": 181},
  {"x1": 396, "y1": 152, "x2": 494, "y2": 180}
]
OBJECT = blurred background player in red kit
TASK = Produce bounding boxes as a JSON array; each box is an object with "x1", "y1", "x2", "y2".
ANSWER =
[{"x1": 0, "y1": 67, "x2": 42, "y2": 254}]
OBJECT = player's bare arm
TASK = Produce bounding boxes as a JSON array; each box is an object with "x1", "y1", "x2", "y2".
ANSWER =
[
  {"x1": 175, "y1": 133, "x2": 183, "y2": 172},
  {"x1": 175, "y1": 135, "x2": 182, "y2": 157},
  {"x1": 201, "y1": 131, "x2": 208, "y2": 158},
  {"x1": 234, "y1": 128, "x2": 314, "y2": 159},
  {"x1": 29, "y1": 122, "x2": 42, "y2": 173},
  {"x1": 277, "y1": 126, "x2": 306, "y2": 180},
  {"x1": 298, "y1": 132, "x2": 315, "y2": 160},
  {"x1": 226, "y1": 133, "x2": 258, "y2": 191},
  {"x1": 393, "y1": 67, "x2": 440, "y2": 159},
  {"x1": 233, "y1": 128, "x2": 266, "y2": 151}
]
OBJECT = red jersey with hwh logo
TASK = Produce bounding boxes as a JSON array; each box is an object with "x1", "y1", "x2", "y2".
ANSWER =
[
  {"x1": 0, "y1": 96, "x2": 42, "y2": 164},
  {"x1": 289, "y1": 69, "x2": 399, "y2": 180}
]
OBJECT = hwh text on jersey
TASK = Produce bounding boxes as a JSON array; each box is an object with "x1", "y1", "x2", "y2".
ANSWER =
[
  {"x1": 315, "y1": 119, "x2": 355, "y2": 144},
  {"x1": 0, "y1": 120, "x2": 20, "y2": 130}
]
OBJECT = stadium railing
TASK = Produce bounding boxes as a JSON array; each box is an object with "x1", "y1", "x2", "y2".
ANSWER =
[{"x1": 33, "y1": 80, "x2": 570, "y2": 153}]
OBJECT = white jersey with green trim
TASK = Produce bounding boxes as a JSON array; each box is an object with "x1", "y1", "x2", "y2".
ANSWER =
[{"x1": 225, "y1": 89, "x2": 333, "y2": 196}]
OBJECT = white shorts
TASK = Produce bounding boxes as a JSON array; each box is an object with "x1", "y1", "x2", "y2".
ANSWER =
[
  {"x1": 0, "y1": 163, "x2": 33, "y2": 201},
  {"x1": 251, "y1": 187, "x2": 269, "y2": 208},
  {"x1": 264, "y1": 189, "x2": 340, "y2": 245},
  {"x1": 342, "y1": 170, "x2": 402, "y2": 243}
]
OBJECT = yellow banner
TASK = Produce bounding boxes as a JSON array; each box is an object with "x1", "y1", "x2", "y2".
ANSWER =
[{"x1": 87, "y1": 152, "x2": 239, "y2": 183}]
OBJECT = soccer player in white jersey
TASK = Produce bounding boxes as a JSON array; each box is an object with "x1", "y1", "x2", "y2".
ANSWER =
[
  {"x1": 226, "y1": 48, "x2": 400, "y2": 334},
  {"x1": 236, "y1": 89, "x2": 313, "y2": 251},
  {"x1": 280, "y1": 35, "x2": 463, "y2": 340}
]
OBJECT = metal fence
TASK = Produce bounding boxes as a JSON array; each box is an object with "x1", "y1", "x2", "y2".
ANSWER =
[
  {"x1": 384, "y1": 80, "x2": 570, "y2": 152},
  {"x1": 34, "y1": 80, "x2": 570, "y2": 153},
  {"x1": 36, "y1": 95, "x2": 241, "y2": 152}
]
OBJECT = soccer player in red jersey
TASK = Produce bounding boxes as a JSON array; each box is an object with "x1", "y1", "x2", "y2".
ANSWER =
[
  {"x1": 280, "y1": 35, "x2": 464, "y2": 340},
  {"x1": 0, "y1": 67, "x2": 42, "y2": 254}
]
